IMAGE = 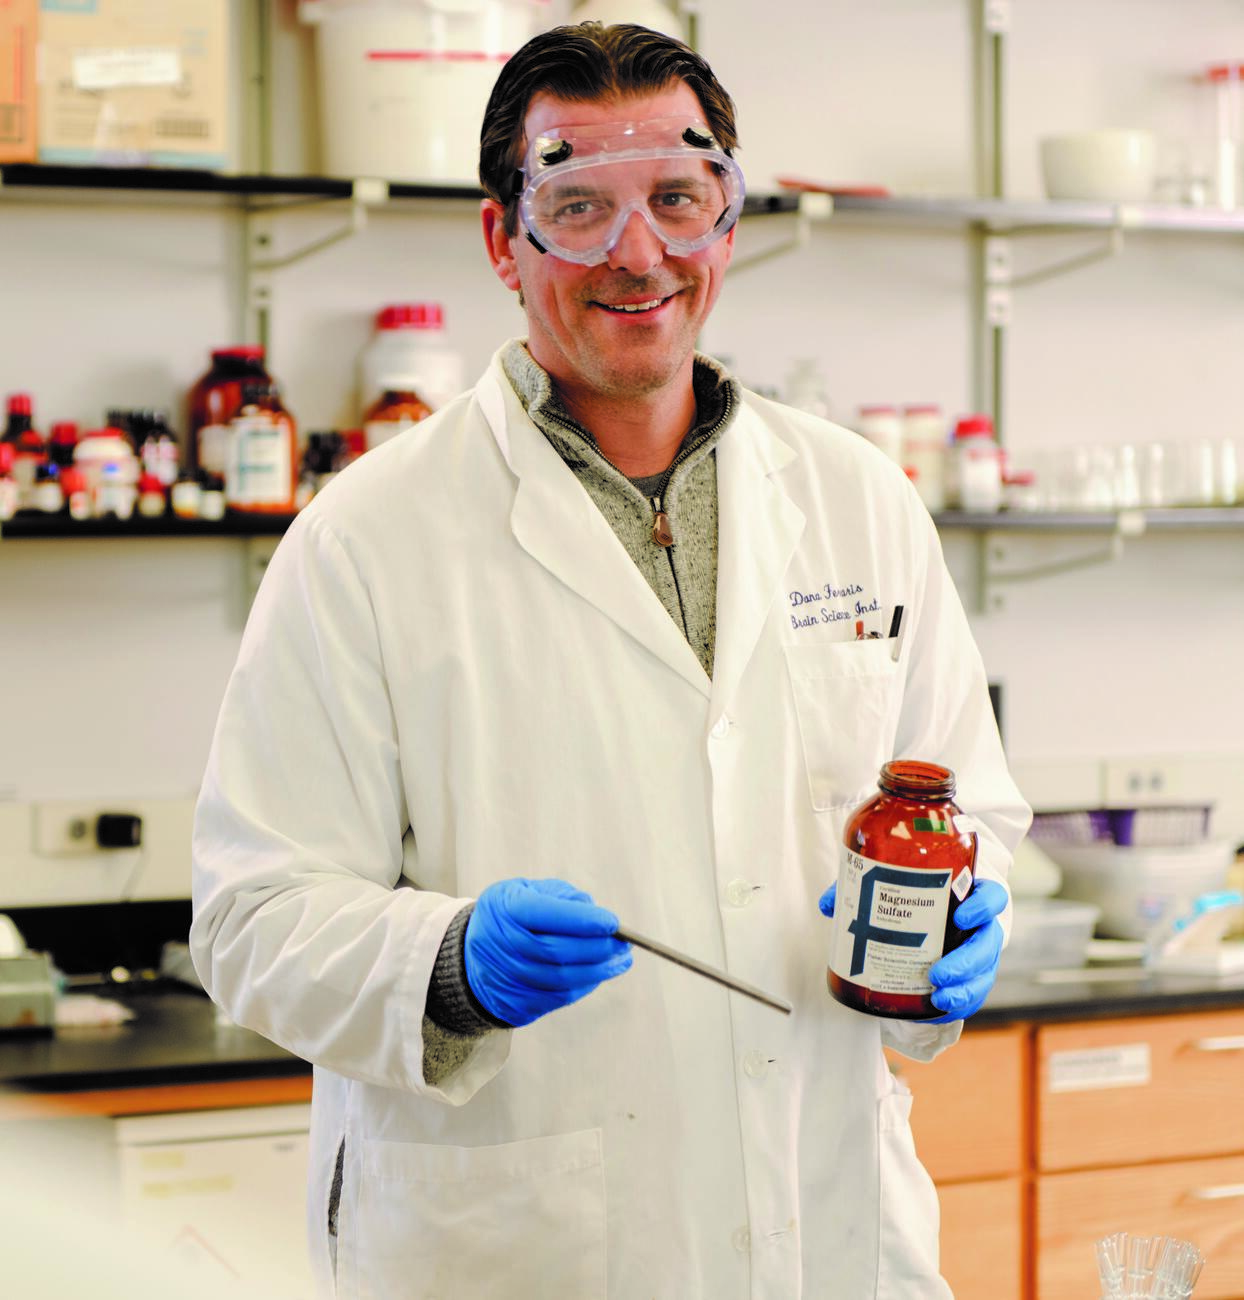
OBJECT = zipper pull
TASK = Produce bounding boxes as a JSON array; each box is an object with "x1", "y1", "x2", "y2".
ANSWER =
[{"x1": 650, "y1": 495, "x2": 674, "y2": 548}]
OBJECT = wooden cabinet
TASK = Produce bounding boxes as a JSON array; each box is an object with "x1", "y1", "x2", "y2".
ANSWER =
[
  {"x1": 1036, "y1": 1009, "x2": 1244, "y2": 1170},
  {"x1": 1038, "y1": 1154, "x2": 1244, "y2": 1299},
  {"x1": 892, "y1": 1007, "x2": 1244, "y2": 1299},
  {"x1": 941, "y1": 1176, "x2": 1026, "y2": 1300},
  {"x1": 1033, "y1": 1009, "x2": 1244, "y2": 1300},
  {"x1": 888, "y1": 1025, "x2": 1028, "y2": 1300}
]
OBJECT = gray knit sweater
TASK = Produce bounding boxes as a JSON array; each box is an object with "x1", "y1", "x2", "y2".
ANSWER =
[{"x1": 419, "y1": 342, "x2": 741, "y2": 1083}]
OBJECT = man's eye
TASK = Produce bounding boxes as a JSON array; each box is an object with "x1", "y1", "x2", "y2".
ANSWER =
[
  {"x1": 654, "y1": 192, "x2": 695, "y2": 209},
  {"x1": 555, "y1": 199, "x2": 600, "y2": 220}
]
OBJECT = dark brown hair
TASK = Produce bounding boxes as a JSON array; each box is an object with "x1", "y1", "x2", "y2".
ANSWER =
[{"x1": 479, "y1": 22, "x2": 739, "y2": 235}]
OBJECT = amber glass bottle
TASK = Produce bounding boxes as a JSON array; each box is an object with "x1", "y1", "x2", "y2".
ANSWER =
[{"x1": 827, "y1": 761, "x2": 978, "y2": 1019}]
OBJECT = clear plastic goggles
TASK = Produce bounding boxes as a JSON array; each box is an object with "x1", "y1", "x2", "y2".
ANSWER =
[{"x1": 517, "y1": 116, "x2": 745, "y2": 266}]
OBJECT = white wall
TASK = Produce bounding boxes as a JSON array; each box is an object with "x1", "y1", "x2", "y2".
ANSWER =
[{"x1": 2, "y1": 0, "x2": 1242, "y2": 870}]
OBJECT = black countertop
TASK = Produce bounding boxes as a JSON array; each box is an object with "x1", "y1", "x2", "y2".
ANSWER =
[
  {"x1": 0, "y1": 986, "x2": 307, "y2": 1092},
  {"x1": 5, "y1": 971, "x2": 1244, "y2": 1093}
]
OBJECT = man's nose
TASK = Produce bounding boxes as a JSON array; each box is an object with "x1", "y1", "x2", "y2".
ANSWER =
[{"x1": 605, "y1": 209, "x2": 665, "y2": 274}]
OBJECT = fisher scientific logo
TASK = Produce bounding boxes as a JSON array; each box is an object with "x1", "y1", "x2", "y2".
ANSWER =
[{"x1": 847, "y1": 864, "x2": 949, "y2": 977}]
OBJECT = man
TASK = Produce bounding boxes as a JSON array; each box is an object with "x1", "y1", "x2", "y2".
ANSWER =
[{"x1": 191, "y1": 21, "x2": 1031, "y2": 1299}]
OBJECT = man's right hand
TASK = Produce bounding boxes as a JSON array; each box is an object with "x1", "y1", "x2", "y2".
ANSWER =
[{"x1": 463, "y1": 878, "x2": 633, "y2": 1027}]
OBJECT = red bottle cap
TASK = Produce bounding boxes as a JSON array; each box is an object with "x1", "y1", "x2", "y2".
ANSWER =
[
  {"x1": 953, "y1": 415, "x2": 994, "y2": 439},
  {"x1": 6, "y1": 393, "x2": 32, "y2": 417},
  {"x1": 138, "y1": 473, "x2": 165, "y2": 494},
  {"x1": 49, "y1": 422, "x2": 79, "y2": 446},
  {"x1": 375, "y1": 303, "x2": 445, "y2": 331}
]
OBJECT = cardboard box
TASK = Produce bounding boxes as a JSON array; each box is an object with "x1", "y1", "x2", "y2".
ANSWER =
[
  {"x1": 37, "y1": 0, "x2": 229, "y2": 169},
  {"x1": 0, "y1": 0, "x2": 37, "y2": 163}
]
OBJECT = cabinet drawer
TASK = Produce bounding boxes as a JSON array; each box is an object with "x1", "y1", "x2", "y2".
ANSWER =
[
  {"x1": 940, "y1": 1177, "x2": 1024, "y2": 1300},
  {"x1": 1037, "y1": 1153, "x2": 1244, "y2": 1299},
  {"x1": 886, "y1": 1025, "x2": 1027, "y2": 1182},
  {"x1": 1036, "y1": 1010, "x2": 1244, "y2": 1171}
]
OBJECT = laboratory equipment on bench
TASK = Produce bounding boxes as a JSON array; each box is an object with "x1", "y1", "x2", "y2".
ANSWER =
[
  {"x1": 0, "y1": 913, "x2": 56, "y2": 1033},
  {"x1": 1145, "y1": 891, "x2": 1244, "y2": 975},
  {"x1": 1096, "y1": 1231, "x2": 1204, "y2": 1298}
]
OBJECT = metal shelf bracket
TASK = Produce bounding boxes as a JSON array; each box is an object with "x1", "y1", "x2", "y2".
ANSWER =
[
  {"x1": 979, "y1": 510, "x2": 1144, "y2": 610},
  {"x1": 1009, "y1": 225, "x2": 1126, "y2": 288},
  {"x1": 729, "y1": 191, "x2": 832, "y2": 273}
]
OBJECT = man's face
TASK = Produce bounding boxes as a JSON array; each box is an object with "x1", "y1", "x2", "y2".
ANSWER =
[{"x1": 482, "y1": 82, "x2": 736, "y2": 403}]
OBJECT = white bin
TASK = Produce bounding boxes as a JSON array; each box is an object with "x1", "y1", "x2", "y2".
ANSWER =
[{"x1": 299, "y1": 0, "x2": 549, "y2": 184}]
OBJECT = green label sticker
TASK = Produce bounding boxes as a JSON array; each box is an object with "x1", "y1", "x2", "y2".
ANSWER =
[{"x1": 913, "y1": 817, "x2": 951, "y2": 835}]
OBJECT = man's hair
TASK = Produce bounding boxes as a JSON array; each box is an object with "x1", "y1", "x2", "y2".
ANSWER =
[{"x1": 479, "y1": 22, "x2": 739, "y2": 236}]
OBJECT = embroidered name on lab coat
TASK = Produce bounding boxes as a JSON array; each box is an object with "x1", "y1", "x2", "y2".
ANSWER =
[{"x1": 787, "y1": 581, "x2": 880, "y2": 631}]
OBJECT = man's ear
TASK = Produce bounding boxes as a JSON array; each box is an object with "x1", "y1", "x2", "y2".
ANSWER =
[{"x1": 482, "y1": 199, "x2": 522, "y2": 292}]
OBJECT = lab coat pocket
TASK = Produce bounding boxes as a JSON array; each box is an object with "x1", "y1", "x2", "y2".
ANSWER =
[
  {"x1": 350, "y1": 1128, "x2": 606, "y2": 1300},
  {"x1": 783, "y1": 640, "x2": 901, "y2": 811},
  {"x1": 875, "y1": 1074, "x2": 950, "y2": 1299}
]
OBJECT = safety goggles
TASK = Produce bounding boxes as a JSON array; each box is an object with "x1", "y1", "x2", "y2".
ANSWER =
[{"x1": 517, "y1": 116, "x2": 745, "y2": 266}]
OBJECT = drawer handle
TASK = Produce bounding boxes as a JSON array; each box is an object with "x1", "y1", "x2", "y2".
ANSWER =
[
  {"x1": 1191, "y1": 1036, "x2": 1244, "y2": 1053},
  {"x1": 1189, "y1": 1183, "x2": 1244, "y2": 1202}
]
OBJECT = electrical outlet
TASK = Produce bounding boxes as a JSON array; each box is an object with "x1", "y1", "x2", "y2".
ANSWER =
[
  {"x1": 31, "y1": 802, "x2": 136, "y2": 857},
  {"x1": 1102, "y1": 758, "x2": 1184, "y2": 805}
]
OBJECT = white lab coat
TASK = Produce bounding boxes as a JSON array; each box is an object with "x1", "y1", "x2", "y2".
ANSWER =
[{"x1": 191, "y1": 345, "x2": 1031, "y2": 1299}]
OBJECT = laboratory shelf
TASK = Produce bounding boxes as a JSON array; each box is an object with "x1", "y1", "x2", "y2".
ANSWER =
[
  {"x1": 933, "y1": 507, "x2": 1244, "y2": 531},
  {"x1": 822, "y1": 193, "x2": 1244, "y2": 235},
  {"x1": 0, "y1": 162, "x2": 794, "y2": 218},
  {"x1": 0, "y1": 512, "x2": 296, "y2": 540}
]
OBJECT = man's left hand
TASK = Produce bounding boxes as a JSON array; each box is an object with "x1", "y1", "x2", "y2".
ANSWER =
[
  {"x1": 926, "y1": 879, "x2": 1008, "y2": 1023},
  {"x1": 818, "y1": 877, "x2": 1008, "y2": 1023}
]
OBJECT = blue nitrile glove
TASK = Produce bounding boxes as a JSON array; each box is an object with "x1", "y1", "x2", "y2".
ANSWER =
[
  {"x1": 463, "y1": 878, "x2": 633, "y2": 1028},
  {"x1": 818, "y1": 883, "x2": 837, "y2": 918},
  {"x1": 818, "y1": 878, "x2": 1006, "y2": 1023},
  {"x1": 927, "y1": 879, "x2": 1008, "y2": 1023}
]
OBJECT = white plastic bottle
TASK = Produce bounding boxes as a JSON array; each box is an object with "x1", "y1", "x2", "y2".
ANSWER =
[
  {"x1": 855, "y1": 405, "x2": 903, "y2": 462},
  {"x1": 783, "y1": 358, "x2": 832, "y2": 420},
  {"x1": 952, "y1": 414, "x2": 1003, "y2": 513},
  {"x1": 901, "y1": 404, "x2": 948, "y2": 513},
  {"x1": 358, "y1": 303, "x2": 465, "y2": 418}
]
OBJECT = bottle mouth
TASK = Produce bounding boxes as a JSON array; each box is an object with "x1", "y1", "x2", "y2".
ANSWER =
[{"x1": 878, "y1": 760, "x2": 956, "y2": 799}]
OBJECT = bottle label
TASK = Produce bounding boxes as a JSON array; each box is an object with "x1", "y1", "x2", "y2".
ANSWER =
[
  {"x1": 226, "y1": 417, "x2": 290, "y2": 507},
  {"x1": 199, "y1": 423, "x2": 231, "y2": 476},
  {"x1": 828, "y1": 849, "x2": 952, "y2": 995}
]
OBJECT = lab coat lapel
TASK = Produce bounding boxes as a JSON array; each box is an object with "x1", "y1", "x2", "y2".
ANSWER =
[
  {"x1": 478, "y1": 362, "x2": 710, "y2": 697},
  {"x1": 711, "y1": 403, "x2": 805, "y2": 725}
]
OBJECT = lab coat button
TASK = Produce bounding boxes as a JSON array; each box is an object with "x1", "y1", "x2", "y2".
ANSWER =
[
  {"x1": 725, "y1": 879, "x2": 756, "y2": 908},
  {"x1": 743, "y1": 1049, "x2": 769, "y2": 1079},
  {"x1": 732, "y1": 1226, "x2": 751, "y2": 1253},
  {"x1": 710, "y1": 714, "x2": 731, "y2": 740}
]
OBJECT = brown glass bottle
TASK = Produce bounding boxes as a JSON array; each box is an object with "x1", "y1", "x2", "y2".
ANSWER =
[{"x1": 827, "y1": 761, "x2": 978, "y2": 1019}]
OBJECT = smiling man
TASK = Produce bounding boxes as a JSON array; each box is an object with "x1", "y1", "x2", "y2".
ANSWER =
[{"x1": 191, "y1": 21, "x2": 1030, "y2": 1300}]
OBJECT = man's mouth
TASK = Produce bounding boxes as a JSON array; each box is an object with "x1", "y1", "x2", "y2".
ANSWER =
[{"x1": 594, "y1": 293, "x2": 677, "y2": 314}]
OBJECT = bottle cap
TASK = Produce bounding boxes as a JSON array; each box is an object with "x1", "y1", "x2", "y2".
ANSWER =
[
  {"x1": 903, "y1": 403, "x2": 942, "y2": 416},
  {"x1": 49, "y1": 422, "x2": 79, "y2": 445},
  {"x1": 953, "y1": 415, "x2": 995, "y2": 439},
  {"x1": 6, "y1": 393, "x2": 32, "y2": 417},
  {"x1": 138, "y1": 473, "x2": 164, "y2": 494},
  {"x1": 376, "y1": 303, "x2": 444, "y2": 331}
]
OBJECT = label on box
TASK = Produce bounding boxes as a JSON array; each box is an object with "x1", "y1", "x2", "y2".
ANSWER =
[
  {"x1": 1048, "y1": 1043, "x2": 1151, "y2": 1093},
  {"x1": 829, "y1": 850, "x2": 952, "y2": 995},
  {"x1": 73, "y1": 47, "x2": 181, "y2": 90}
]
